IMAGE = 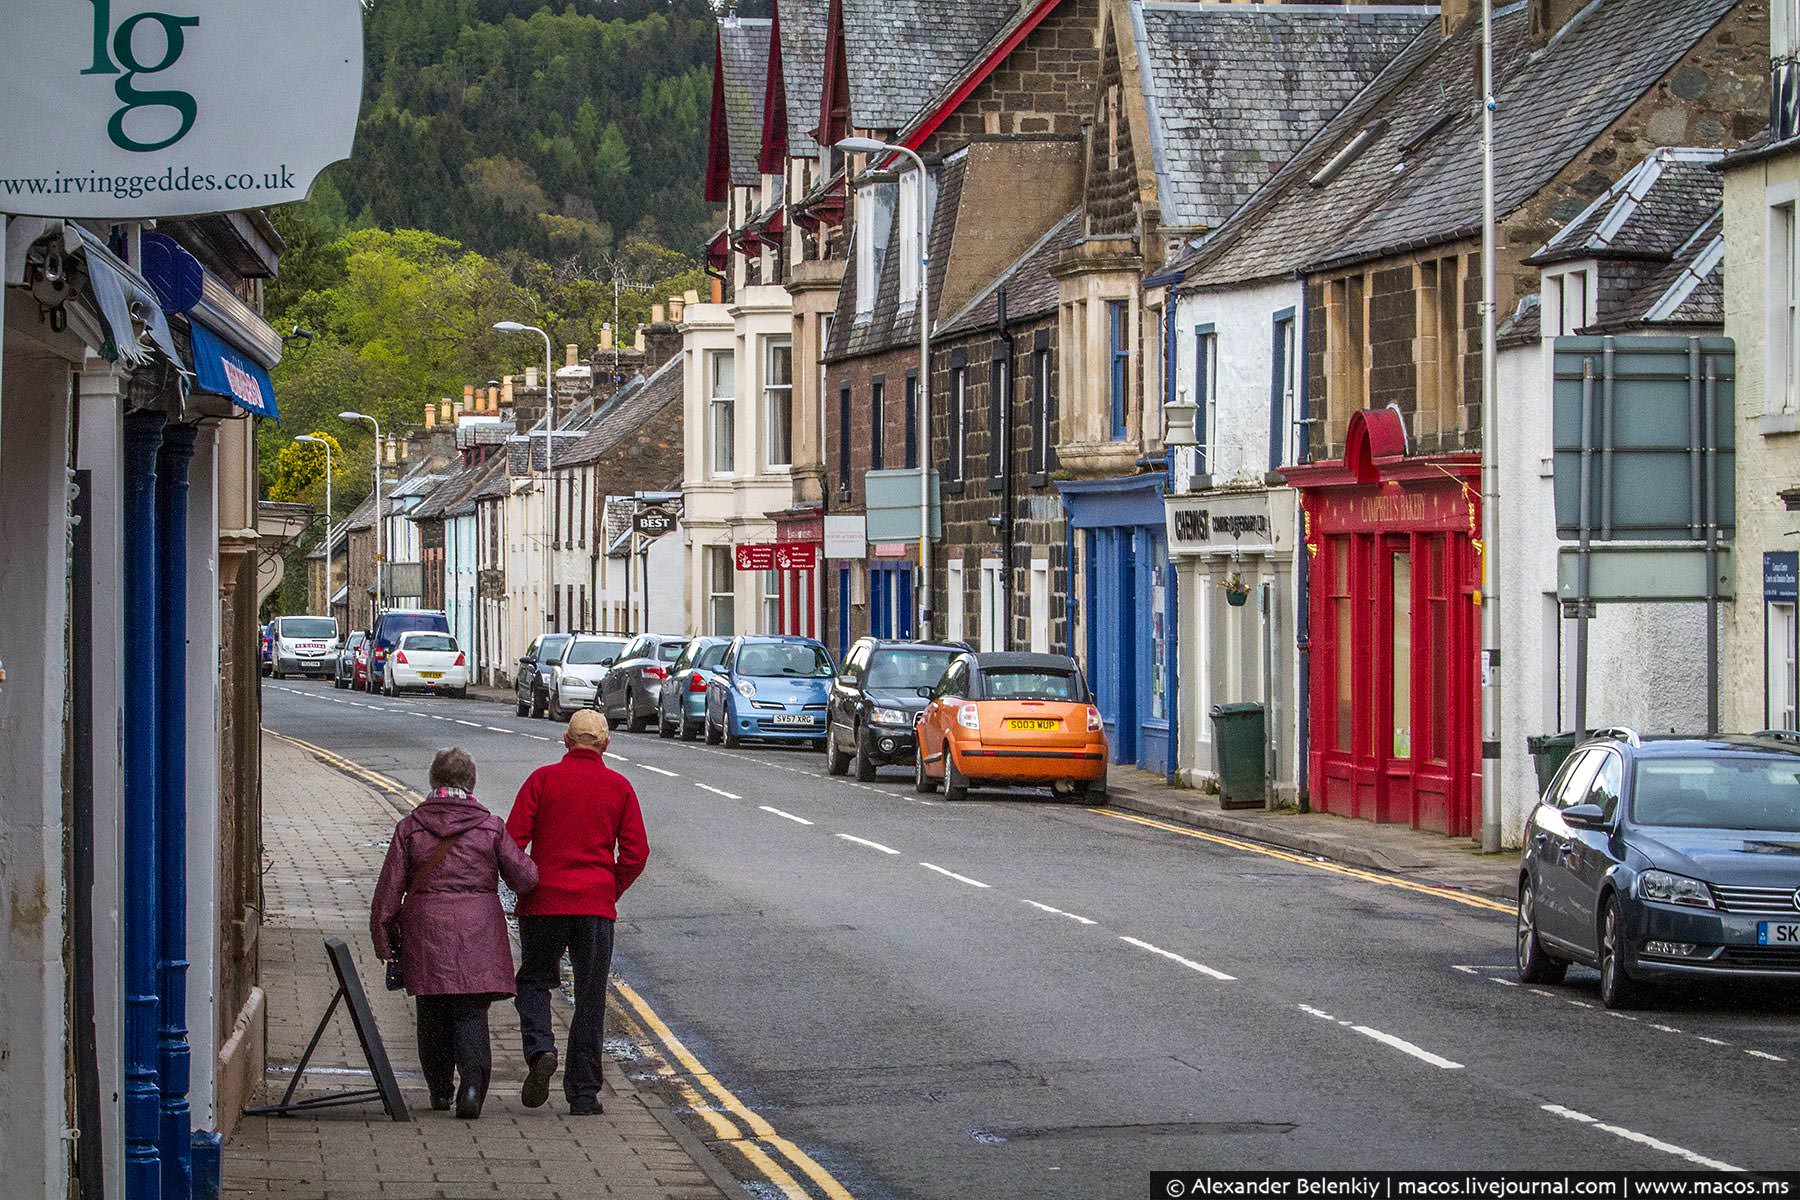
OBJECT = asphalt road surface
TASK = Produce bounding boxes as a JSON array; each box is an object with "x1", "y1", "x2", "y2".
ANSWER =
[{"x1": 264, "y1": 679, "x2": 1800, "y2": 1196}]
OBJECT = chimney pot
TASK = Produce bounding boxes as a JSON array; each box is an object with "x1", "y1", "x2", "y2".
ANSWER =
[
  {"x1": 634, "y1": 327, "x2": 646, "y2": 353},
  {"x1": 525, "y1": 366, "x2": 539, "y2": 390},
  {"x1": 651, "y1": 303, "x2": 666, "y2": 325},
  {"x1": 683, "y1": 289, "x2": 700, "y2": 307},
  {"x1": 600, "y1": 325, "x2": 614, "y2": 352},
  {"x1": 424, "y1": 403, "x2": 436, "y2": 428},
  {"x1": 565, "y1": 343, "x2": 579, "y2": 367},
  {"x1": 440, "y1": 399, "x2": 453, "y2": 425},
  {"x1": 463, "y1": 384, "x2": 475, "y2": 402},
  {"x1": 669, "y1": 296, "x2": 686, "y2": 322}
]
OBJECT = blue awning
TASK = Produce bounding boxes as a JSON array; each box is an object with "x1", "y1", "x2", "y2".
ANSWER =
[{"x1": 190, "y1": 321, "x2": 278, "y2": 418}]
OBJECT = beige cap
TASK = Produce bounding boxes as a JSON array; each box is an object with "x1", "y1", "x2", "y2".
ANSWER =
[{"x1": 566, "y1": 709, "x2": 610, "y2": 749}]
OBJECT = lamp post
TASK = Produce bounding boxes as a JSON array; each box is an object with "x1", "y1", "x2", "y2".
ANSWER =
[
  {"x1": 1478, "y1": 0, "x2": 1503, "y2": 854},
  {"x1": 295, "y1": 434, "x2": 334, "y2": 615},
  {"x1": 496, "y1": 321, "x2": 558, "y2": 628},
  {"x1": 338, "y1": 411, "x2": 382, "y2": 618},
  {"x1": 838, "y1": 135, "x2": 934, "y2": 639}
]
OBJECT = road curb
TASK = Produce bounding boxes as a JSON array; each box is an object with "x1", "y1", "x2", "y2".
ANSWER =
[{"x1": 600, "y1": 1048, "x2": 740, "y2": 1199}]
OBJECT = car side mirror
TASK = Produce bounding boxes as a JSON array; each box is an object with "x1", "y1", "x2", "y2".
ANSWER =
[
  {"x1": 917, "y1": 685, "x2": 934, "y2": 699},
  {"x1": 1562, "y1": 802, "x2": 1609, "y2": 830}
]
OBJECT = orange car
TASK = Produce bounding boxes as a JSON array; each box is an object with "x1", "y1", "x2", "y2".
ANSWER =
[{"x1": 913, "y1": 652, "x2": 1109, "y2": 801}]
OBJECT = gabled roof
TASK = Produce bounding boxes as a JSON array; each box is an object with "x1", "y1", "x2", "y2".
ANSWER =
[
  {"x1": 706, "y1": 17, "x2": 773, "y2": 201},
  {"x1": 1132, "y1": 2, "x2": 1436, "y2": 233},
  {"x1": 1630, "y1": 213, "x2": 1725, "y2": 328},
  {"x1": 1179, "y1": 0, "x2": 1742, "y2": 288},
  {"x1": 1530, "y1": 147, "x2": 1725, "y2": 265},
  {"x1": 562, "y1": 353, "x2": 685, "y2": 469},
  {"x1": 409, "y1": 462, "x2": 484, "y2": 522},
  {"x1": 939, "y1": 209, "x2": 1082, "y2": 338},
  {"x1": 825, "y1": 0, "x2": 1018, "y2": 133},
  {"x1": 892, "y1": 0, "x2": 1065, "y2": 151},
  {"x1": 762, "y1": 0, "x2": 830, "y2": 171}
]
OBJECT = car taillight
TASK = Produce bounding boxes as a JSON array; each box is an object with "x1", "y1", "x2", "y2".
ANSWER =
[
  {"x1": 956, "y1": 703, "x2": 980, "y2": 731},
  {"x1": 395, "y1": 650, "x2": 408, "y2": 665},
  {"x1": 454, "y1": 652, "x2": 466, "y2": 667},
  {"x1": 644, "y1": 665, "x2": 667, "y2": 680},
  {"x1": 688, "y1": 673, "x2": 708, "y2": 693},
  {"x1": 1087, "y1": 705, "x2": 1103, "y2": 732}
]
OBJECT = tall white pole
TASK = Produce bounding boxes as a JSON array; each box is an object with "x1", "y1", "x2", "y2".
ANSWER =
[
  {"x1": 541, "y1": 329, "x2": 555, "y2": 629},
  {"x1": 895, "y1": 144, "x2": 932, "y2": 641},
  {"x1": 1479, "y1": 0, "x2": 1503, "y2": 854}
]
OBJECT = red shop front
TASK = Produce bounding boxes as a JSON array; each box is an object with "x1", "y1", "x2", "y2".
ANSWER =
[
  {"x1": 1284, "y1": 410, "x2": 1482, "y2": 838},
  {"x1": 769, "y1": 508, "x2": 824, "y2": 638}
]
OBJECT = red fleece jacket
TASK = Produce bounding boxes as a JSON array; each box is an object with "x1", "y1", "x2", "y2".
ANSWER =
[{"x1": 506, "y1": 747, "x2": 649, "y2": 918}]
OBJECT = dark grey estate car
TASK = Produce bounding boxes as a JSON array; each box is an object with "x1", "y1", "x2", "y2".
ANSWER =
[
  {"x1": 599, "y1": 633, "x2": 691, "y2": 732},
  {"x1": 1517, "y1": 729, "x2": 1800, "y2": 1008},
  {"x1": 514, "y1": 632, "x2": 572, "y2": 718},
  {"x1": 825, "y1": 638, "x2": 967, "y2": 780}
]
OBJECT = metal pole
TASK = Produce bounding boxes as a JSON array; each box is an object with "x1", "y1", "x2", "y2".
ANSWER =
[
  {"x1": 1705, "y1": 359, "x2": 1720, "y2": 734},
  {"x1": 1575, "y1": 359, "x2": 1595, "y2": 734},
  {"x1": 1479, "y1": 0, "x2": 1503, "y2": 853},
  {"x1": 542, "y1": 329, "x2": 555, "y2": 628},
  {"x1": 895, "y1": 144, "x2": 933, "y2": 641},
  {"x1": 373, "y1": 426, "x2": 383, "y2": 617}
]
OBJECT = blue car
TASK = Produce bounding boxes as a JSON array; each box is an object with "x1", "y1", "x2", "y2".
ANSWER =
[
  {"x1": 658, "y1": 636, "x2": 732, "y2": 741},
  {"x1": 1517, "y1": 728, "x2": 1800, "y2": 1008},
  {"x1": 704, "y1": 635, "x2": 835, "y2": 748}
]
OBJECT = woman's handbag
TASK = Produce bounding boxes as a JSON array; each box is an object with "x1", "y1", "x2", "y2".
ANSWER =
[{"x1": 384, "y1": 830, "x2": 466, "y2": 991}]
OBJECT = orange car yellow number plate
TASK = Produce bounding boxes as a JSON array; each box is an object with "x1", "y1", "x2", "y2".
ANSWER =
[{"x1": 1005, "y1": 718, "x2": 1060, "y2": 731}]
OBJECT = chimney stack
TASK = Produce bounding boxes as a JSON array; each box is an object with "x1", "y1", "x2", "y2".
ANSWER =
[
  {"x1": 644, "y1": 303, "x2": 683, "y2": 373},
  {"x1": 668, "y1": 295, "x2": 685, "y2": 323},
  {"x1": 424, "y1": 402, "x2": 436, "y2": 428},
  {"x1": 599, "y1": 324, "x2": 614, "y2": 353},
  {"x1": 524, "y1": 366, "x2": 539, "y2": 390},
  {"x1": 634, "y1": 326, "x2": 646, "y2": 353},
  {"x1": 651, "y1": 303, "x2": 666, "y2": 325},
  {"x1": 1439, "y1": 0, "x2": 1471, "y2": 35},
  {"x1": 1529, "y1": 0, "x2": 1585, "y2": 42}
]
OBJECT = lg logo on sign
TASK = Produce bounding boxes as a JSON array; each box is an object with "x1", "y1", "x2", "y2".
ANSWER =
[{"x1": 81, "y1": 0, "x2": 200, "y2": 153}]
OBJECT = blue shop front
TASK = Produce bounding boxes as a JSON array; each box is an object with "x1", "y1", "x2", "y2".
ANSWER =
[{"x1": 1058, "y1": 471, "x2": 1175, "y2": 776}]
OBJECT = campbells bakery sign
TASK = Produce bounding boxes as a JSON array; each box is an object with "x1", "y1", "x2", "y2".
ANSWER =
[{"x1": 0, "y1": 0, "x2": 362, "y2": 218}]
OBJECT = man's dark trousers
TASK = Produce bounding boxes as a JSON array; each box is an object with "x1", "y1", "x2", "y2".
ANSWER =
[{"x1": 515, "y1": 914, "x2": 615, "y2": 1106}]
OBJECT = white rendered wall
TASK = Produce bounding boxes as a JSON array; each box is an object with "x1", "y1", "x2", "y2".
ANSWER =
[{"x1": 185, "y1": 425, "x2": 223, "y2": 1132}]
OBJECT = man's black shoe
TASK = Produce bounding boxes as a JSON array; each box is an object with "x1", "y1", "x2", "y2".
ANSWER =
[
  {"x1": 522, "y1": 1050, "x2": 557, "y2": 1109},
  {"x1": 428, "y1": 1092, "x2": 452, "y2": 1112},
  {"x1": 568, "y1": 1101, "x2": 604, "y2": 1116},
  {"x1": 455, "y1": 1081, "x2": 484, "y2": 1119}
]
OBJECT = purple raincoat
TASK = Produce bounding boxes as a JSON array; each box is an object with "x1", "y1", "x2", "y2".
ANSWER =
[{"x1": 370, "y1": 788, "x2": 539, "y2": 997}]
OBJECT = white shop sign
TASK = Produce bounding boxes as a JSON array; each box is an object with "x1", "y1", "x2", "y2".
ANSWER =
[
  {"x1": 823, "y1": 514, "x2": 867, "y2": 559},
  {"x1": 0, "y1": 0, "x2": 363, "y2": 218},
  {"x1": 1166, "y1": 488, "x2": 1295, "y2": 557}
]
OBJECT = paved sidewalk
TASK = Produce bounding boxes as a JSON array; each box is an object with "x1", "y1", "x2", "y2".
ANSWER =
[
  {"x1": 224, "y1": 738, "x2": 729, "y2": 1200},
  {"x1": 1106, "y1": 766, "x2": 1520, "y2": 902}
]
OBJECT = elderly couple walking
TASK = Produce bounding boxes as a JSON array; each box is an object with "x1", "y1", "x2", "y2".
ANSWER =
[{"x1": 370, "y1": 709, "x2": 649, "y2": 1119}]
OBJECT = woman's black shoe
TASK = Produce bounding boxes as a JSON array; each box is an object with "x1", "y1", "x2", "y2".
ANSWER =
[{"x1": 455, "y1": 1081, "x2": 484, "y2": 1119}]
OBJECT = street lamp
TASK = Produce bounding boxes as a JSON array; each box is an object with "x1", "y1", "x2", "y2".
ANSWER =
[
  {"x1": 495, "y1": 320, "x2": 558, "y2": 629},
  {"x1": 838, "y1": 135, "x2": 934, "y2": 639},
  {"x1": 338, "y1": 411, "x2": 382, "y2": 617},
  {"x1": 295, "y1": 434, "x2": 335, "y2": 609}
]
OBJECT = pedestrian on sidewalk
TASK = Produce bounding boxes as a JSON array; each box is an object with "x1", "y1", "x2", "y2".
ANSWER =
[
  {"x1": 507, "y1": 708, "x2": 650, "y2": 1116},
  {"x1": 371, "y1": 746, "x2": 539, "y2": 1119}
]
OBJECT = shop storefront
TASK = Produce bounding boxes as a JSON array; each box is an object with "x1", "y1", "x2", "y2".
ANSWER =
[
  {"x1": 1059, "y1": 472, "x2": 1174, "y2": 774},
  {"x1": 1283, "y1": 410, "x2": 1481, "y2": 836},
  {"x1": 1165, "y1": 486, "x2": 1299, "y2": 798},
  {"x1": 770, "y1": 507, "x2": 824, "y2": 638}
]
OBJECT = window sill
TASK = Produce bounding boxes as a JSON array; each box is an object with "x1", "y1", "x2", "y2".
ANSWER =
[
  {"x1": 1029, "y1": 472, "x2": 1049, "y2": 489},
  {"x1": 942, "y1": 481, "x2": 966, "y2": 496},
  {"x1": 1759, "y1": 410, "x2": 1800, "y2": 437}
]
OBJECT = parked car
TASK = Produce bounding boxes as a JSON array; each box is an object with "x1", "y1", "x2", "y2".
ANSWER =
[
  {"x1": 352, "y1": 635, "x2": 372, "y2": 690},
  {"x1": 269, "y1": 615, "x2": 340, "y2": 680},
  {"x1": 599, "y1": 633, "x2": 692, "y2": 732},
  {"x1": 826, "y1": 638, "x2": 967, "y2": 780},
  {"x1": 259, "y1": 622, "x2": 274, "y2": 675},
  {"x1": 365, "y1": 609, "x2": 450, "y2": 692},
  {"x1": 514, "y1": 632, "x2": 574, "y2": 718},
  {"x1": 658, "y1": 636, "x2": 731, "y2": 741},
  {"x1": 382, "y1": 631, "x2": 469, "y2": 698},
  {"x1": 914, "y1": 652, "x2": 1108, "y2": 802},
  {"x1": 549, "y1": 633, "x2": 631, "y2": 722},
  {"x1": 333, "y1": 630, "x2": 366, "y2": 690},
  {"x1": 704, "y1": 636, "x2": 835, "y2": 749},
  {"x1": 1516, "y1": 728, "x2": 1800, "y2": 1009}
]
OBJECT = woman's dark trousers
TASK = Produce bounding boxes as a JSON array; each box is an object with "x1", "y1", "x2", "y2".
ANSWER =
[
  {"x1": 515, "y1": 915, "x2": 614, "y2": 1108},
  {"x1": 415, "y1": 994, "x2": 493, "y2": 1103}
]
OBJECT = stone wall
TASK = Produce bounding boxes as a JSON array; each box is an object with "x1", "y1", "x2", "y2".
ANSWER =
[{"x1": 921, "y1": 0, "x2": 1099, "y2": 147}]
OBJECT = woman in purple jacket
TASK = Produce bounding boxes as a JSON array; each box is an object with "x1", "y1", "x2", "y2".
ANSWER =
[{"x1": 372, "y1": 747, "x2": 538, "y2": 1118}]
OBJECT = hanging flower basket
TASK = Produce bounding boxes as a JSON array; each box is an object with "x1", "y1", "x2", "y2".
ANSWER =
[{"x1": 1221, "y1": 573, "x2": 1251, "y2": 607}]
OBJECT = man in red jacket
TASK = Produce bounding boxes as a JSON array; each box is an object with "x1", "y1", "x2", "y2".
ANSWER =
[{"x1": 506, "y1": 708, "x2": 649, "y2": 1114}]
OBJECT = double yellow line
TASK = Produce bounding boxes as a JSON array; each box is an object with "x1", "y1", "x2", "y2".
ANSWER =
[{"x1": 265, "y1": 725, "x2": 858, "y2": 1200}]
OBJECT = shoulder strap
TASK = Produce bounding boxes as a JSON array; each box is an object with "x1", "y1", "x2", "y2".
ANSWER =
[{"x1": 406, "y1": 829, "x2": 468, "y2": 894}]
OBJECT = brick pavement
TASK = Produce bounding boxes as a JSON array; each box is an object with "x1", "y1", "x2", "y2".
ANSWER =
[{"x1": 224, "y1": 738, "x2": 729, "y2": 1200}]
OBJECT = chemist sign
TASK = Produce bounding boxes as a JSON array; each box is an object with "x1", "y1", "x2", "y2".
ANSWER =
[{"x1": 0, "y1": 0, "x2": 364, "y2": 218}]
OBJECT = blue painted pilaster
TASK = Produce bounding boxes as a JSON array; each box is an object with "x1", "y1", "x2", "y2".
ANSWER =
[
  {"x1": 155, "y1": 422, "x2": 197, "y2": 1197},
  {"x1": 121, "y1": 410, "x2": 164, "y2": 1198}
]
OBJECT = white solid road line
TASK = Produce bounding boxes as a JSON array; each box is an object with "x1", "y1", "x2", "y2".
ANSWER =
[
  {"x1": 695, "y1": 783, "x2": 742, "y2": 800},
  {"x1": 637, "y1": 763, "x2": 680, "y2": 777},
  {"x1": 919, "y1": 862, "x2": 991, "y2": 889},
  {"x1": 1298, "y1": 1004, "x2": 1461, "y2": 1069},
  {"x1": 836, "y1": 834, "x2": 899, "y2": 855},
  {"x1": 1540, "y1": 1104, "x2": 1741, "y2": 1172},
  {"x1": 1120, "y1": 936, "x2": 1234, "y2": 982},
  {"x1": 1745, "y1": 1049, "x2": 1787, "y2": 1062},
  {"x1": 759, "y1": 805, "x2": 814, "y2": 826},
  {"x1": 1023, "y1": 899, "x2": 1098, "y2": 926}
]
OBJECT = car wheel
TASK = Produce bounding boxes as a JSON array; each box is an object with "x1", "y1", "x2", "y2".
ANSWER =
[
  {"x1": 852, "y1": 725, "x2": 877, "y2": 783},
  {"x1": 943, "y1": 752, "x2": 969, "y2": 802},
  {"x1": 658, "y1": 709, "x2": 675, "y2": 738},
  {"x1": 1072, "y1": 768, "x2": 1108, "y2": 804},
  {"x1": 627, "y1": 689, "x2": 650, "y2": 733},
  {"x1": 914, "y1": 750, "x2": 939, "y2": 794},
  {"x1": 530, "y1": 687, "x2": 547, "y2": 720},
  {"x1": 1515, "y1": 877, "x2": 1568, "y2": 985},
  {"x1": 680, "y1": 714, "x2": 700, "y2": 742},
  {"x1": 722, "y1": 719, "x2": 741, "y2": 749},
  {"x1": 826, "y1": 728, "x2": 851, "y2": 776},
  {"x1": 515, "y1": 696, "x2": 530, "y2": 717},
  {"x1": 383, "y1": 672, "x2": 396, "y2": 697},
  {"x1": 333, "y1": 675, "x2": 346, "y2": 690},
  {"x1": 705, "y1": 714, "x2": 722, "y2": 745},
  {"x1": 453, "y1": 687, "x2": 468, "y2": 700},
  {"x1": 1597, "y1": 896, "x2": 1643, "y2": 1010},
  {"x1": 605, "y1": 708, "x2": 623, "y2": 730},
  {"x1": 547, "y1": 689, "x2": 564, "y2": 723}
]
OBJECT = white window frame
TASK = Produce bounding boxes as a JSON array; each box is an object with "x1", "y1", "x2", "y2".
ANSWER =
[
  {"x1": 1777, "y1": 0, "x2": 1800, "y2": 59},
  {"x1": 709, "y1": 350, "x2": 736, "y2": 477},
  {"x1": 897, "y1": 170, "x2": 921, "y2": 305},
  {"x1": 945, "y1": 556, "x2": 965, "y2": 643},
  {"x1": 762, "y1": 569, "x2": 781, "y2": 634},
  {"x1": 978, "y1": 557, "x2": 1004, "y2": 651},
  {"x1": 1771, "y1": 600, "x2": 1799, "y2": 730},
  {"x1": 1195, "y1": 326, "x2": 1218, "y2": 475},
  {"x1": 1029, "y1": 558, "x2": 1051, "y2": 654},
  {"x1": 854, "y1": 187, "x2": 888, "y2": 318},
  {"x1": 951, "y1": 367, "x2": 967, "y2": 482},
  {"x1": 1771, "y1": 193, "x2": 1800, "y2": 417},
  {"x1": 764, "y1": 336, "x2": 793, "y2": 471},
  {"x1": 708, "y1": 546, "x2": 735, "y2": 636}
]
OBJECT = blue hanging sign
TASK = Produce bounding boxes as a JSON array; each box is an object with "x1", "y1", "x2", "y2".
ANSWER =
[
  {"x1": 190, "y1": 322, "x2": 277, "y2": 418},
  {"x1": 1765, "y1": 551, "x2": 1798, "y2": 602}
]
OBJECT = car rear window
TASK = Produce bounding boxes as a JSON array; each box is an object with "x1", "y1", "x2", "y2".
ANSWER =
[
  {"x1": 694, "y1": 643, "x2": 728, "y2": 671},
  {"x1": 402, "y1": 634, "x2": 457, "y2": 652},
  {"x1": 981, "y1": 668, "x2": 1081, "y2": 701},
  {"x1": 868, "y1": 649, "x2": 957, "y2": 690},
  {"x1": 279, "y1": 618, "x2": 338, "y2": 639},
  {"x1": 739, "y1": 643, "x2": 833, "y2": 678},
  {"x1": 658, "y1": 641, "x2": 689, "y2": 663},
  {"x1": 566, "y1": 639, "x2": 628, "y2": 665},
  {"x1": 1633, "y1": 756, "x2": 1800, "y2": 832},
  {"x1": 345, "y1": 632, "x2": 365, "y2": 648},
  {"x1": 374, "y1": 613, "x2": 448, "y2": 648}
]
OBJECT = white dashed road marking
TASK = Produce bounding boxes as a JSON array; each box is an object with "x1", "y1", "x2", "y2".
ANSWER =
[
  {"x1": 1120, "y1": 936, "x2": 1234, "y2": 982},
  {"x1": 836, "y1": 834, "x2": 899, "y2": 855},
  {"x1": 1298, "y1": 1004, "x2": 1460, "y2": 1069},
  {"x1": 695, "y1": 783, "x2": 742, "y2": 800},
  {"x1": 637, "y1": 764, "x2": 680, "y2": 778},
  {"x1": 919, "y1": 863, "x2": 990, "y2": 889},
  {"x1": 759, "y1": 806, "x2": 814, "y2": 826},
  {"x1": 1540, "y1": 1104, "x2": 1741, "y2": 1172},
  {"x1": 1745, "y1": 1049, "x2": 1787, "y2": 1062},
  {"x1": 1022, "y1": 899, "x2": 1097, "y2": 926}
]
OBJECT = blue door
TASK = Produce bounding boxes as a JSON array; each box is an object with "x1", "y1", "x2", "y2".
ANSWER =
[
  {"x1": 837, "y1": 566, "x2": 852, "y2": 661},
  {"x1": 869, "y1": 564, "x2": 915, "y2": 639}
]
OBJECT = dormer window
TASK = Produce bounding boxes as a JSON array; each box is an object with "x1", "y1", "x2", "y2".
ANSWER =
[
  {"x1": 854, "y1": 183, "x2": 892, "y2": 318},
  {"x1": 898, "y1": 169, "x2": 926, "y2": 306}
]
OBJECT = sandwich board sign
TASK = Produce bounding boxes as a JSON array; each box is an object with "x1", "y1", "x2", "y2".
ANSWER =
[{"x1": 0, "y1": 0, "x2": 364, "y2": 218}]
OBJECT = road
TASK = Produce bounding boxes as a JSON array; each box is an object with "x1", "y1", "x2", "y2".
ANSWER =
[{"x1": 263, "y1": 679, "x2": 1800, "y2": 1195}]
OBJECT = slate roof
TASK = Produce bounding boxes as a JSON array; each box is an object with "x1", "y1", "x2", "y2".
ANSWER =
[
  {"x1": 939, "y1": 208, "x2": 1082, "y2": 338},
  {"x1": 840, "y1": 0, "x2": 1018, "y2": 131},
  {"x1": 1531, "y1": 147, "x2": 1725, "y2": 265},
  {"x1": 410, "y1": 463, "x2": 484, "y2": 522},
  {"x1": 893, "y1": 0, "x2": 1057, "y2": 144},
  {"x1": 719, "y1": 18, "x2": 773, "y2": 187},
  {"x1": 562, "y1": 353, "x2": 685, "y2": 469},
  {"x1": 1632, "y1": 215, "x2": 1725, "y2": 327},
  {"x1": 776, "y1": 0, "x2": 830, "y2": 157},
  {"x1": 1179, "y1": 0, "x2": 1740, "y2": 288},
  {"x1": 1133, "y1": 2, "x2": 1436, "y2": 232}
]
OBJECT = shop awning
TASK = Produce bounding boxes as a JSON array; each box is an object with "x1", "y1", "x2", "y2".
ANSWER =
[
  {"x1": 190, "y1": 321, "x2": 278, "y2": 418},
  {"x1": 64, "y1": 223, "x2": 183, "y2": 368}
]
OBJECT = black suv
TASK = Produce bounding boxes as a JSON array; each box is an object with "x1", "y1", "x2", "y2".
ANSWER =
[
  {"x1": 825, "y1": 638, "x2": 967, "y2": 780},
  {"x1": 514, "y1": 632, "x2": 572, "y2": 718}
]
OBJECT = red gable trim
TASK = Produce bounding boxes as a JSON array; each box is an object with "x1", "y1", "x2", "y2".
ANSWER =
[
  {"x1": 900, "y1": 0, "x2": 1063, "y2": 154},
  {"x1": 813, "y1": 0, "x2": 849, "y2": 150},
  {"x1": 705, "y1": 34, "x2": 733, "y2": 204},
  {"x1": 758, "y1": 4, "x2": 788, "y2": 175}
]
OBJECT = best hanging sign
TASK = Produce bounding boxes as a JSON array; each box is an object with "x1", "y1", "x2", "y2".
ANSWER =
[{"x1": 0, "y1": 0, "x2": 363, "y2": 218}]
